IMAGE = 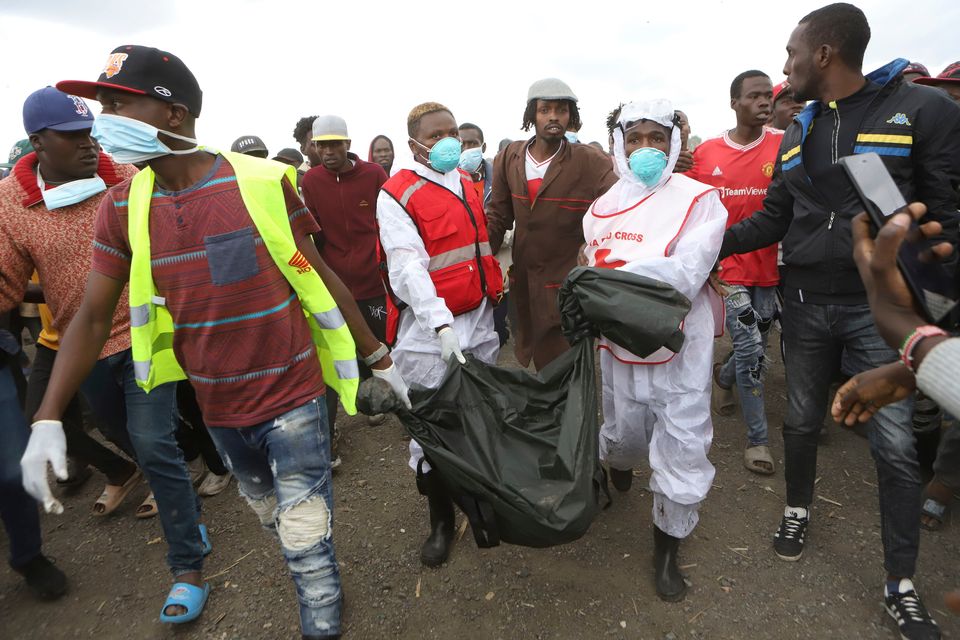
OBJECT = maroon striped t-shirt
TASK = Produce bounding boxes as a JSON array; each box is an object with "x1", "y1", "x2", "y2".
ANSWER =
[{"x1": 92, "y1": 154, "x2": 325, "y2": 428}]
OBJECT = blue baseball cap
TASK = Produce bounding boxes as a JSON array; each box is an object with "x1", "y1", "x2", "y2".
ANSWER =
[{"x1": 22, "y1": 87, "x2": 95, "y2": 135}]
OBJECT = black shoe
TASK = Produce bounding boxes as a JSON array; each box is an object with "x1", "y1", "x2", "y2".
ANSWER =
[
  {"x1": 885, "y1": 579, "x2": 941, "y2": 640},
  {"x1": 773, "y1": 507, "x2": 808, "y2": 561},
  {"x1": 418, "y1": 472, "x2": 455, "y2": 567},
  {"x1": 13, "y1": 554, "x2": 67, "y2": 600},
  {"x1": 609, "y1": 467, "x2": 633, "y2": 492},
  {"x1": 653, "y1": 526, "x2": 686, "y2": 601}
]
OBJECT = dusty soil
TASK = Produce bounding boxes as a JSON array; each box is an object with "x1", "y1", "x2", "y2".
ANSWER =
[{"x1": 3, "y1": 331, "x2": 959, "y2": 639}]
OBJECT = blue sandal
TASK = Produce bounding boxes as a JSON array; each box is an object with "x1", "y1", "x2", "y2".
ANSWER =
[
  {"x1": 159, "y1": 581, "x2": 211, "y2": 624},
  {"x1": 199, "y1": 524, "x2": 212, "y2": 556}
]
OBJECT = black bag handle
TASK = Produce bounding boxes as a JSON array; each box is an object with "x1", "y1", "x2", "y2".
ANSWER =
[
  {"x1": 416, "y1": 458, "x2": 501, "y2": 548},
  {"x1": 455, "y1": 493, "x2": 501, "y2": 548}
]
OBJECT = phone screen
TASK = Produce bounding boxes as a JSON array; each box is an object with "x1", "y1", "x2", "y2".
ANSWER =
[{"x1": 840, "y1": 153, "x2": 958, "y2": 324}]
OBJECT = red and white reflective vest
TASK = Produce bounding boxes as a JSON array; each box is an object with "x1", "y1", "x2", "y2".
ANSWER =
[
  {"x1": 379, "y1": 169, "x2": 503, "y2": 344},
  {"x1": 584, "y1": 175, "x2": 721, "y2": 365}
]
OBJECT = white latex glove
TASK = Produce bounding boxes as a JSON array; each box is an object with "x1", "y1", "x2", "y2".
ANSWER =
[
  {"x1": 437, "y1": 326, "x2": 466, "y2": 364},
  {"x1": 20, "y1": 420, "x2": 68, "y2": 514},
  {"x1": 371, "y1": 363, "x2": 413, "y2": 410}
]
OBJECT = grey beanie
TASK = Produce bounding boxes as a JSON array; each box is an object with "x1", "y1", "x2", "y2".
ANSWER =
[{"x1": 527, "y1": 77, "x2": 578, "y2": 103}]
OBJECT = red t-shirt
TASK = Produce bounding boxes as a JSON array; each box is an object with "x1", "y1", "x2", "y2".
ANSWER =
[
  {"x1": 686, "y1": 128, "x2": 782, "y2": 286},
  {"x1": 91, "y1": 154, "x2": 325, "y2": 428}
]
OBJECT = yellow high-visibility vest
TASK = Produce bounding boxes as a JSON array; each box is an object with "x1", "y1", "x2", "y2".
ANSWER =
[{"x1": 126, "y1": 151, "x2": 359, "y2": 414}]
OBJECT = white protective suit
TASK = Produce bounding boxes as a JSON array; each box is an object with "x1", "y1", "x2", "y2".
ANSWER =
[
  {"x1": 376, "y1": 154, "x2": 500, "y2": 471},
  {"x1": 583, "y1": 100, "x2": 727, "y2": 538}
]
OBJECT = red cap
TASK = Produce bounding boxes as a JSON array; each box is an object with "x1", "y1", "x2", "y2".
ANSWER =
[
  {"x1": 914, "y1": 61, "x2": 960, "y2": 87},
  {"x1": 772, "y1": 81, "x2": 791, "y2": 103},
  {"x1": 902, "y1": 61, "x2": 930, "y2": 77}
]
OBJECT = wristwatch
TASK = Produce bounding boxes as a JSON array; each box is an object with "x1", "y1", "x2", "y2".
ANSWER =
[{"x1": 362, "y1": 342, "x2": 390, "y2": 367}]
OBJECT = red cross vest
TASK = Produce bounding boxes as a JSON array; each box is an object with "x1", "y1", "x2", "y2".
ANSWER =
[
  {"x1": 584, "y1": 175, "x2": 721, "y2": 365},
  {"x1": 379, "y1": 169, "x2": 503, "y2": 344}
]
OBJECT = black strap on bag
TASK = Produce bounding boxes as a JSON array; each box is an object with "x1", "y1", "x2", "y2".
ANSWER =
[
  {"x1": 415, "y1": 457, "x2": 501, "y2": 548},
  {"x1": 596, "y1": 466, "x2": 613, "y2": 509},
  {"x1": 454, "y1": 494, "x2": 500, "y2": 548}
]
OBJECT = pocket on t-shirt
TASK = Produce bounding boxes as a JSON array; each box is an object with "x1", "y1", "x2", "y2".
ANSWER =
[{"x1": 204, "y1": 227, "x2": 259, "y2": 286}]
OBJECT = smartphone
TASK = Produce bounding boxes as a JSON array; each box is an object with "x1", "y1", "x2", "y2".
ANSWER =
[{"x1": 839, "y1": 152, "x2": 958, "y2": 325}]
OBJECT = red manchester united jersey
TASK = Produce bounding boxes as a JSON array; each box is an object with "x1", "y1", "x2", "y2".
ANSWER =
[{"x1": 685, "y1": 128, "x2": 783, "y2": 286}]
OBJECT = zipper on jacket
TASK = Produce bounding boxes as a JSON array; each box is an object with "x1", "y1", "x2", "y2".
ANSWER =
[
  {"x1": 828, "y1": 211, "x2": 836, "y2": 229},
  {"x1": 830, "y1": 102, "x2": 840, "y2": 164},
  {"x1": 431, "y1": 178, "x2": 489, "y2": 297}
]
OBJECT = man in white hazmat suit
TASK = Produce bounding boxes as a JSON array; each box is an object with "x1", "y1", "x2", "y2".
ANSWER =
[
  {"x1": 376, "y1": 102, "x2": 502, "y2": 567},
  {"x1": 582, "y1": 100, "x2": 727, "y2": 602}
]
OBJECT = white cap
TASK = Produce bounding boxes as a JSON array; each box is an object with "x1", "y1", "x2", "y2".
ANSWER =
[{"x1": 312, "y1": 115, "x2": 349, "y2": 141}]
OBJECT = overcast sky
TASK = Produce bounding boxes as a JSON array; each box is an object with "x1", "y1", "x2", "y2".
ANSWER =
[{"x1": 1, "y1": 0, "x2": 957, "y2": 163}]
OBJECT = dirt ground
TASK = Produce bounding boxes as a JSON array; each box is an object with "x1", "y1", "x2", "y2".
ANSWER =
[{"x1": 2, "y1": 331, "x2": 959, "y2": 640}]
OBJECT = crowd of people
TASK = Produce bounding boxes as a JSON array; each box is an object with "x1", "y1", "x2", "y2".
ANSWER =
[{"x1": 1, "y1": 2, "x2": 959, "y2": 639}]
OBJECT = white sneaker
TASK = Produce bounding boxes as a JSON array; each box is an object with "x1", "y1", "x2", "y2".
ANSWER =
[{"x1": 197, "y1": 471, "x2": 232, "y2": 497}]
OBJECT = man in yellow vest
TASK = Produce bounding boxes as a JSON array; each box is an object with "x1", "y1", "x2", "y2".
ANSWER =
[{"x1": 20, "y1": 46, "x2": 409, "y2": 639}]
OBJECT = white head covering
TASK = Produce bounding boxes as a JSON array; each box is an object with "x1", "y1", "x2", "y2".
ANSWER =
[{"x1": 611, "y1": 99, "x2": 682, "y2": 196}]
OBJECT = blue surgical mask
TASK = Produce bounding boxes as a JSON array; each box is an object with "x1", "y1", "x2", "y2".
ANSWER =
[
  {"x1": 91, "y1": 113, "x2": 198, "y2": 165},
  {"x1": 564, "y1": 131, "x2": 579, "y2": 144},
  {"x1": 458, "y1": 147, "x2": 484, "y2": 173},
  {"x1": 628, "y1": 147, "x2": 668, "y2": 186},
  {"x1": 36, "y1": 169, "x2": 106, "y2": 210},
  {"x1": 412, "y1": 136, "x2": 461, "y2": 173}
]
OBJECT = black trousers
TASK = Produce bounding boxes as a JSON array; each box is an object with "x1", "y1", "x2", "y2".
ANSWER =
[
  {"x1": 25, "y1": 345, "x2": 132, "y2": 484},
  {"x1": 325, "y1": 294, "x2": 388, "y2": 434},
  {"x1": 175, "y1": 382, "x2": 229, "y2": 476}
]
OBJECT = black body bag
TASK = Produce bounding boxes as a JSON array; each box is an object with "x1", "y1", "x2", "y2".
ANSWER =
[{"x1": 390, "y1": 267, "x2": 691, "y2": 548}]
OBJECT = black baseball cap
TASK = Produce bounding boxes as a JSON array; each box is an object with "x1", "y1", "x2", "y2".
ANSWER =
[
  {"x1": 57, "y1": 45, "x2": 202, "y2": 116},
  {"x1": 231, "y1": 135, "x2": 268, "y2": 157},
  {"x1": 273, "y1": 148, "x2": 304, "y2": 164}
]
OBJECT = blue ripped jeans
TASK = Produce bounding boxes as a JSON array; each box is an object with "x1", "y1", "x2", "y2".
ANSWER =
[
  {"x1": 208, "y1": 397, "x2": 340, "y2": 637},
  {"x1": 718, "y1": 285, "x2": 778, "y2": 446}
]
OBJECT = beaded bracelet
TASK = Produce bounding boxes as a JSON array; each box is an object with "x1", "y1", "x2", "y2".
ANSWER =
[{"x1": 899, "y1": 325, "x2": 948, "y2": 373}]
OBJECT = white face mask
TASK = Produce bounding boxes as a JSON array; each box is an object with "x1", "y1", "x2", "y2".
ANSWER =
[
  {"x1": 458, "y1": 147, "x2": 484, "y2": 173},
  {"x1": 91, "y1": 113, "x2": 199, "y2": 164},
  {"x1": 36, "y1": 168, "x2": 106, "y2": 210}
]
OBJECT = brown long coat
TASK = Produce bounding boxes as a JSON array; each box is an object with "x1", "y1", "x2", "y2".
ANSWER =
[{"x1": 487, "y1": 138, "x2": 617, "y2": 368}]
